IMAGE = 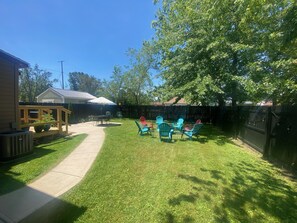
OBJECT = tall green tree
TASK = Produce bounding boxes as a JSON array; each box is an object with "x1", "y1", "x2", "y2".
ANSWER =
[
  {"x1": 246, "y1": 0, "x2": 297, "y2": 105},
  {"x1": 123, "y1": 42, "x2": 156, "y2": 105},
  {"x1": 19, "y1": 64, "x2": 57, "y2": 102},
  {"x1": 98, "y1": 66, "x2": 125, "y2": 105},
  {"x1": 68, "y1": 72, "x2": 101, "y2": 96},
  {"x1": 153, "y1": 0, "x2": 296, "y2": 105},
  {"x1": 100, "y1": 43, "x2": 156, "y2": 105},
  {"x1": 282, "y1": 3, "x2": 297, "y2": 46},
  {"x1": 277, "y1": 3, "x2": 297, "y2": 104}
]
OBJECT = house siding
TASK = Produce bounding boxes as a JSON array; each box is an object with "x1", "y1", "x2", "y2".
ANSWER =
[
  {"x1": 38, "y1": 91, "x2": 64, "y2": 103},
  {"x1": 0, "y1": 57, "x2": 17, "y2": 132},
  {"x1": 36, "y1": 88, "x2": 96, "y2": 104}
]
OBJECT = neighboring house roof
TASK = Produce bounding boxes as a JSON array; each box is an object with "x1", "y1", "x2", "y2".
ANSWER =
[
  {"x1": 257, "y1": 100, "x2": 273, "y2": 106},
  {"x1": 151, "y1": 101, "x2": 164, "y2": 106},
  {"x1": 88, "y1": 97, "x2": 116, "y2": 105},
  {"x1": 0, "y1": 49, "x2": 29, "y2": 68},
  {"x1": 164, "y1": 97, "x2": 188, "y2": 106},
  {"x1": 36, "y1": 88, "x2": 96, "y2": 100}
]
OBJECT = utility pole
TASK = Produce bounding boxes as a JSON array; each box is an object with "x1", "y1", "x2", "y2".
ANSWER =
[{"x1": 58, "y1": 60, "x2": 64, "y2": 89}]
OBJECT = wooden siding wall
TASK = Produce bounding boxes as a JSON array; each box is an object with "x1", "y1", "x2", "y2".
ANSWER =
[{"x1": 0, "y1": 57, "x2": 17, "y2": 132}]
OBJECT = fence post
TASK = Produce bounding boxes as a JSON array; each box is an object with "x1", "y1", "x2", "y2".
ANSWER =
[
  {"x1": 65, "y1": 110, "x2": 69, "y2": 134},
  {"x1": 263, "y1": 107, "x2": 272, "y2": 157},
  {"x1": 57, "y1": 107, "x2": 62, "y2": 134},
  {"x1": 23, "y1": 108, "x2": 28, "y2": 123},
  {"x1": 234, "y1": 106, "x2": 240, "y2": 139}
]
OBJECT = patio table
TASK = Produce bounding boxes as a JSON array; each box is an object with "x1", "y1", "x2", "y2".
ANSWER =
[{"x1": 90, "y1": 115, "x2": 111, "y2": 125}]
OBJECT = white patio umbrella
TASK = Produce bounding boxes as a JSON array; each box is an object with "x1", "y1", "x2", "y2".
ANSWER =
[{"x1": 88, "y1": 97, "x2": 116, "y2": 105}]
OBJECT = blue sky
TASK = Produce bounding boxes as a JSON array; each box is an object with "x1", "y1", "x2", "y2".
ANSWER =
[{"x1": 0, "y1": 0, "x2": 158, "y2": 88}]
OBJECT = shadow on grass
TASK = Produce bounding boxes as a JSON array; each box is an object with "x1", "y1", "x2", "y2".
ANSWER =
[
  {"x1": 0, "y1": 147, "x2": 56, "y2": 195},
  {"x1": 0, "y1": 135, "x2": 80, "y2": 195},
  {"x1": 160, "y1": 138, "x2": 176, "y2": 143},
  {"x1": 160, "y1": 212, "x2": 195, "y2": 223},
  {"x1": 0, "y1": 176, "x2": 25, "y2": 197},
  {"x1": 197, "y1": 124, "x2": 239, "y2": 147},
  {"x1": 0, "y1": 187, "x2": 86, "y2": 223},
  {"x1": 164, "y1": 161, "x2": 297, "y2": 222},
  {"x1": 20, "y1": 197, "x2": 87, "y2": 223},
  {"x1": 177, "y1": 124, "x2": 236, "y2": 146},
  {"x1": 1, "y1": 135, "x2": 76, "y2": 168},
  {"x1": 34, "y1": 135, "x2": 74, "y2": 146},
  {"x1": 179, "y1": 136, "x2": 209, "y2": 144},
  {"x1": 214, "y1": 161, "x2": 297, "y2": 222}
]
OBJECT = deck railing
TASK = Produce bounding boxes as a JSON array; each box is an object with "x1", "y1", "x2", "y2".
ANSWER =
[{"x1": 19, "y1": 105, "x2": 71, "y2": 138}]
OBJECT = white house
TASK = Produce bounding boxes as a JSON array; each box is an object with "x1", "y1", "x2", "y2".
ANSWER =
[{"x1": 36, "y1": 88, "x2": 96, "y2": 104}]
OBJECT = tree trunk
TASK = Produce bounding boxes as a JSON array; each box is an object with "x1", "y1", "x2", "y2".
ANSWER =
[
  {"x1": 231, "y1": 52, "x2": 239, "y2": 107},
  {"x1": 217, "y1": 94, "x2": 225, "y2": 107}
]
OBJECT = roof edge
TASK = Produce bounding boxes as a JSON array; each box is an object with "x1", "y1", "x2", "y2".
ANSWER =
[
  {"x1": 0, "y1": 49, "x2": 29, "y2": 68},
  {"x1": 51, "y1": 88, "x2": 96, "y2": 99},
  {"x1": 36, "y1": 87, "x2": 64, "y2": 100}
]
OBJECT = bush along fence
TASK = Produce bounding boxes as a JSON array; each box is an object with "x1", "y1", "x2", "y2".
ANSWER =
[{"x1": 20, "y1": 102, "x2": 297, "y2": 171}]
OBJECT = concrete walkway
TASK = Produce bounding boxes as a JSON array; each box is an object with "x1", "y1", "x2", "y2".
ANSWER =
[{"x1": 0, "y1": 122, "x2": 106, "y2": 223}]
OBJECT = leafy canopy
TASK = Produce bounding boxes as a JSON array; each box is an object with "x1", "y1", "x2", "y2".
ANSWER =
[
  {"x1": 19, "y1": 64, "x2": 57, "y2": 102},
  {"x1": 101, "y1": 42, "x2": 156, "y2": 105},
  {"x1": 68, "y1": 72, "x2": 101, "y2": 96},
  {"x1": 152, "y1": 0, "x2": 297, "y2": 105}
]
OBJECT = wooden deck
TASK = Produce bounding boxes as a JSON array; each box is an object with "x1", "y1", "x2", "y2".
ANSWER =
[{"x1": 19, "y1": 105, "x2": 71, "y2": 138}]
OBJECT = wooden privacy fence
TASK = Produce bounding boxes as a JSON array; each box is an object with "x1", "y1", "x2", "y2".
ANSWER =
[
  {"x1": 19, "y1": 105, "x2": 71, "y2": 138},
  {"x1": 19, "y1": 102, "x2": 297, "y2": 169},
  {"x1": 214, "y1": 106, "x2": 297, "y2": 169},
  {"x1": 19, "y1": 102, "x2": 215, "y2": 123},
  {"x1": 119, "y1": 105, "x2": 214, "y2": 122}
]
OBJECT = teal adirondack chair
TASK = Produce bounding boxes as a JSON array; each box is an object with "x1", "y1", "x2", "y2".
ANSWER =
[
  {"x1": 156, "y1": 116, "x2": 164, "y2": 126},
  {"x1": 172, "y1": 118, "x2": 184, "y2": 131},
  {"x1": 156, "y1": 116, "x2": 164, "y2": 131},
  {"x1": 135, "y1": 121, "x2": 151, "y2": 135},
  {"x1": 181, "y1": 123, "x2": 203, "y2": 140},
  {"x1": 158, "y1": 123, "x2": 174, "y2": 142}
]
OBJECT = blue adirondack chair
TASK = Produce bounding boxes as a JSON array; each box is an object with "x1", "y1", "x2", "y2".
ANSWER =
[
  {"x1": 172, "y1": 118, "x2": 184, "y2": 131},
  {"x1": 156, "y1": 116, "x2": 164, "y2": 126},
  {"x1": 158, "y1": 122, "x2": 174, "y2": 142},
  {"x1": 181, "y1": 123, "x2": 203, "y2": 140},
  {"x1": 135, "y1": 121, "x2": 151, "y2": 135}
]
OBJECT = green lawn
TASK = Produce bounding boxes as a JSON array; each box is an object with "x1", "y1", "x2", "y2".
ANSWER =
[
  {"x1": 0, "y1": 134, "x2": 87, "y2": 195},
  {"x1": 24, "y1": 120, "x2": 297, "y2": 223}
]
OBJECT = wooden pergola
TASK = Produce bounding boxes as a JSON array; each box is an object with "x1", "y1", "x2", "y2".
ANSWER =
[{"x1": 19, "y1": 105, "x2": 71, "y2": 138}]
